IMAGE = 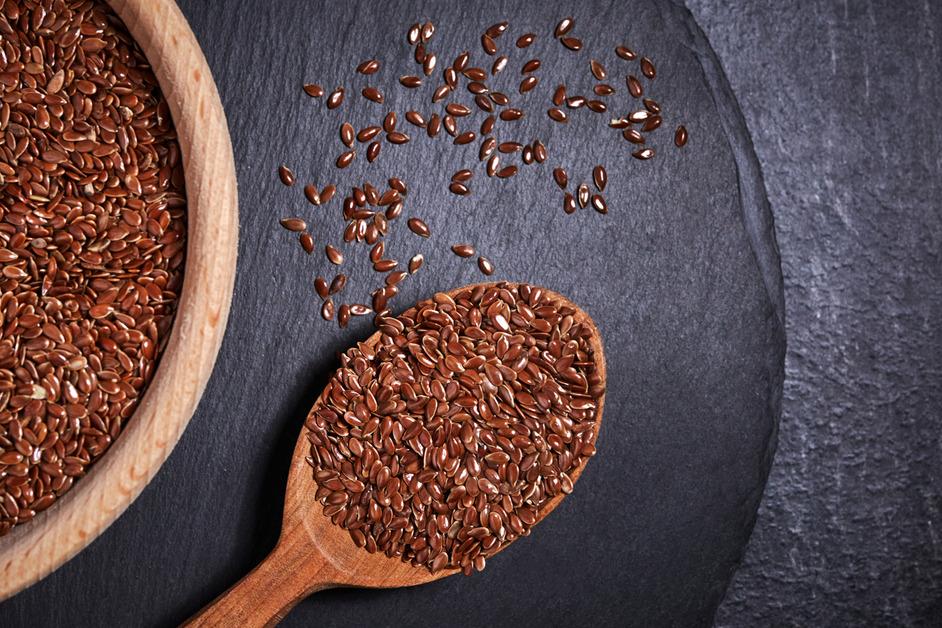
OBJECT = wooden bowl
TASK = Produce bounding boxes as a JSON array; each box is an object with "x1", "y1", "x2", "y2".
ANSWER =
[{"x1": 0, "y1": 0, "x2": 238, "y2": 600}]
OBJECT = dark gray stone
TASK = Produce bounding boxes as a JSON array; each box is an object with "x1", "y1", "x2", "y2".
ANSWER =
[
  {"x1": 686, "y1": 1, "x2": 942, "y2": 626},
  {"x1": 0, "y1": 1, "x2": 784, "y2": 626}
]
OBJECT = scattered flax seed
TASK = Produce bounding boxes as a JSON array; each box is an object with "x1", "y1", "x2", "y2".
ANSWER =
[
  {"x1": 623, "y1": 128, "x2": 644, "y2": 144},
  {"x1": 517, "y1": 33, "x2": 536, "y2": 48},
  {"x1": 303, "y1": 83, "x2": 324, "y2": 97},
  {"x1": 387, "y1": 132, "x2": 410, "y2": 145},
  {"x1": 616, "y1": 45, "x2": 637, "y2": 60},
  {"x1": 593, "y1": 166, "x2": 607, "y2": 191},
  {"x1": 304, "y1": 185, "x2": 321, "y2": 205},
  {"x1": 640, "y1": 57, "x2": 656, "y2": 79},
  {"x1": 548, "y1": 108, "x2": 568, "y2": 123},
  {"x1": 349, "y1": 304, "x2": 372, "y2": 316},
  {"x1": 627, "y1": 75, "x2": 643, "y2": 98},
  {"x1": 325, "y1": 245, "x2": 344, "y2": 265},
  {"x1": 481, "y1": 33, "x2": 497, "y2": 55},
  {"x1": 675, "y1": 125, "x2": 689, "y2": 147},
  {"x1": 356, "y1": 59, "x2": 380, "y2": 74},
  {"x1": 367, "y1": 142, "x2": 381, "y2": 162},
  {"x1": 383, "y1": 112, "x2": 398, "y2": 133},
  {"x1": 300, "y1": 233, "x2": 315, "y2": 254},
  {"x1": 449, "y1": 182, "x2": 470, "y2": 195},
  {"x1": 408, "y1": 254, "x2": 424, "y2": 273},
  {"x1": 591, "y1": 195, "x2": 608, "y2": 214},
  {"x1": 451, "y1": 244, "x2": 475, "y2": 257},
  {"x1": 564, "y1": 193, "x2": 577, "y2": 214},
  {"x1": 553, "y1": 84, "x2": 567, "y2": 106},
  {"x1": 400, "y1": 75, "x2": 422, "y2": 88},
  {"x1": 362, "y1": 86, "x2": 384, "y2": 103},
  {"x1": 280, "y1": 218, "x2": 306, "y2": 232},
  {"x1": 492, "y1": 56, "x2": 509, "y2": 75},
  {"x1": 560, "y1": 37, "x2": 583, "y2": 51},
  {"x1": 329, "y1": 274, "x2": 347, "y2": 295},
  {"x1": 519, "y1": 76, "x2": 539, "y2": 93},
  {"x1": 314, "y1": 277, "x2": 330, "y2": 299},
  {"x1": 578, "y1": 184, "x2": 590, "y2": 208},
  {"x1": 278, "y1": 165, "x2": 296, "y2": 186},
  {"x1": 632, "y1": 148, "x2": 655, "y2": 160},
  {"x1": 496, "y1": 165, "x2": 518, "y2": 179},
  {"x1": 340, "y1": 123, "x2": 355, "y2": 147},
  {"x1": 336, "y1": 150, "x2": 356, "y2": 168},
  {"x1": 590, "y1": 59, "x2": 607, "y2": 80},
  {"x1": 486, "y1": 21, "x2": 509, "y2": 38},
  {"x1": 408, "y1": 218, "x2": 430, "y2": 237},
  {"x1": 477, "y1": 256, "x2": 495, "y2": 275},
  {"x1": 321, "y1": 299, "x2": 335, "y2": 320},
  {"x1": 337, "y1": 304, "x2": 350, "y2": 328},
  {"x1": 327, "y1": 87, "x2": 345, "y2": 109},
  {"x1": 553, "y1": 168, "x2": 569, "y2": 189},
  {"x1": 555, "y1": 17, "x2": 575, "y2": 37}
]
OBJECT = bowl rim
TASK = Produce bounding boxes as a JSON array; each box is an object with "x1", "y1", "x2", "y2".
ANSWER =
[{"x1": 0, "y1": 0, "x2": 238, "y2": 600}]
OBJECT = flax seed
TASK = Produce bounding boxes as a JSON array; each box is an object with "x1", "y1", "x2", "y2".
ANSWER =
[{"x1": 304, "y1": 83, "x2": 324, "y2": 97}]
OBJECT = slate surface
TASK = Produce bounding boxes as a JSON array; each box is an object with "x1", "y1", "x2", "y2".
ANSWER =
[
  {"x1": 686, "y1": 1, "x2": 942, "y2": 626},
  {"x1": 0, "y1": 1, "x2": 784, "y2": 626}
]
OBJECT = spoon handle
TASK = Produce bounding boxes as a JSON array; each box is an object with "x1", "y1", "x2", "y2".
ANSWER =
[{"x1": 185, "y1": 527, "x2": 333, "y2": 627}]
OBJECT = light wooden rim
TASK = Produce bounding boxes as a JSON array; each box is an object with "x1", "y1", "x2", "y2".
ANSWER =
[{"x1": 0, "y1": 0, "x2": 238, "y2": 600}]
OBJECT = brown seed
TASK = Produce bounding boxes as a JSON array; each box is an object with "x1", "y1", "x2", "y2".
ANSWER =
[
  {"x1": 590, "y1": 59, "x2": 607, "y2": 80},
  {"x1": 616, "y1": 45, "x2": 637, "y2": 60},
  {"x1": 490, "y1": 92, "x2": 510, "y2": 106},
  {"x1": 329, "y1": 274, "x2": 347, "y2": 295},
  {"x1": 454, "y1": 131, "x2": 476, "y2": 145},
  {"x1": 408, "y1": 254, "x2": 424, "y2": 273},
  {"x1": 449, "y1": 182, "x2": 470, "y2": 196},
  {"x1": 432, "y1": 84, "x2": 451, "y2": 103},
  {"x1": 427, "y1": 114, "x2": 442, "y2": 137},
  {"x1": 422, "y1": 21, "x2": 435, "y2": 42},
  {"x1": 280, "y1": 218, "x2": 306, "y2": 232},
  {"x1": 555, "y1": 17, "x2": 575, "y2": 37},
  {"x1": 566, "y1": 95, "x2": 586, "y2": 108},
  {"x1": 477, "y1": 256, "x2": 495, "y2": 275},
  {"x1": 641, "y1": 116, "x2": 662, "y2": 132},
  {"x1": 547, "y1": 108, "x2": 567, "y2": 123},
  {"x1": 675, "y1": 125, "x2": 688, "y2": 147},
  {"x1": 643, "y1": 98, "x2": 661, "y2": 114},
  {"x1": 591, "y1": 194, "x2": 608, "y2": 214},
  {"x1": 367, "y1": 142, "x2": 381, "y2": 162},
  {"x1": 486, "y1": 21, "x2": 508, "y2": 38},
  {"x1": 406, "y1": 111, "x2": 427, "y2": 127},
  {"x1": 499, "y1": 109, "x2": 524, "y2": 122},
  {"x1": 304, "y1": 185, "x2": 321, "y2": 205},
  {"x1": 533, "y1": 140, "x2": 547, "y2": 163},
  {"x1": 454, "y1": 51, "x2": 470, "y2": 71},
  {"x1": 408, "y1": 23, "x2": 421, "y2": 45},
  {"x1": 278, "y1": 165, "x2": 296, "y2": 186},
  {"x1": 609, "y1": 117, "x2": 630, "y2": 129},
  {"x1": 356, "y1": 126, "x2": 381, "y2": 143},
  {"x1": 446, "y1": 103, "x2": 472, "y2": 117},
  {"x1": 384, "y1": 112, "x2": 398, "y2": 133},
  {"x1": 468, "y1": 81, "x2": 489, "y2": 95},
  {"x1": 594, "y1": 84, "x2": 615, "y2": 96},
  {"x1": 304, "y1": 83, "x2": 324, "y2": 97},
  {"x1": 408, "y1": 218, "x2": 430, "y2": 238},
  {"x1": 481, "y1": 34, "x2": 497, "y2": 55},
  {"x1": 357, "y1": 59, "x2": 381, "y2": 75},
  {"x1": 400, "y1": 75, "x2": 423, "y2": 88},
  {"x1": 552, "y1": 84, "x2": 567, "y2": 106},
  {"x1": 593, "y1": 166, "x2": 607, "y2": 191},
  {"x1": 321, "y1": 299, "x2": 335, "y2": 321},
  {"x1": 522, "y1": 59, "x2": 541, "y2": 74},
  {"x1": 516, "y1": 33, "x2": 536, "y2": 48},
  {"x1": 560, "y1": 37, "x2": 583, "y2": 51},
  {"x1": 452, "y1": 169, "x2": 474, "y2": 182},
  {"x1": 300, "y1": 232, "x2": 315, "y2": 254},
  {"x1": 350, "y1": 304, "x2": 371, "y2": 317},
  {"x1": 423, "y1": 54, "x2": 437, "y2": 76},
  {"x1": 325, "y1": 245, "x2": 344, "y2": 265},
  {"x1": 522, "y1": 145, "x2": 534, "y2": 164},
  {"x1": 389, "y1": 178, "x2": 408, "y2": 195},
  {"x1": 486, "y1": 154, "x2": 500, "y2": 177},
  {"x1": 633, "y1": 148, "x2": 655, "y2": 160},
  {"x1": 498, "y1": 142, "x2": 522, "y2": 154},
  {"x1": 362, "y1": 87, "x2": 384, "y2": 103},
  {"x1": 640, "y1": 57, "x2": 656, "y2": 79},
  {"x1": 623, "y1": 128, "x2": 644, "y2": 144},
  {"x1": 336, "y1": 150, "x2": 356, "y2": 168},
  {"x1": 314, "y1": 277, "x2": 330, "y2": 299},
  {"x1": 452, "y1": 244, "x2": 475, "y2": 258},
  {"x1": 586, "y1": 100, "x2": 607, "y2": 113},
  {"x1": 444, "y1": 116, "x2": 458, "y2": 136},
  {"x1": 475, "y1": 95, "x2": 495, "y2": 112},
  {"x1": 519, "y1": 76, "x2": 539, "y2": 93},
  {"x1": 341, "y1": 123, "x2": 355, "y2": 147},
  {"x1": 627, "y1": 75, "x2": 643, "y2": 98},
  {"x1": 463, "y1": 67, "x2": 488, "y2": 81},
  {"x1": 496, "y1": 165, "x2": 518, "y2": 179},
  {"x1": 337, "y1": 304, "x2": 350, "y2": 328},
  {"x1": 387, "y1": 132, "x2": 410, "y2": 145},
  {"x1": 578, "y1": 184, "x2": 590, "y2": 208},
  {"x1": 563, "y1": 193, "x2": 577, "y2": 214},
  {"x1": 492, "y1": 56, "x2": 509, "y2": 75},
  {"x1": 327, "y1": 87, "x2": 345, "y2": 109},
  {"x1": 553, "y1": 168, "x2": 568, "y2": 189},
  {"x1": 481, "y1": 116, "x2": 497, "y2": 136}
]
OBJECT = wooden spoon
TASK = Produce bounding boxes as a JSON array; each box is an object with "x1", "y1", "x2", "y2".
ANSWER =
[{"x1": 187, "y1": 283, "x2": 606, "y2": 627}]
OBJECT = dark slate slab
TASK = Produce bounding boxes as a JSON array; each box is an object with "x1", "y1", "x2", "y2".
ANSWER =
[
  {"x1": 0, "y1": 1, "x2": 784, "y2": 626},
  {"x1": 687, "y1": 1, "x2": 942, "y2": 625}
]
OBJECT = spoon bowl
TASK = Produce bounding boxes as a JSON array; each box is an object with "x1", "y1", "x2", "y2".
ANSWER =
[{"x1": 188, "y1": 283, "x2": 606, "y2": 626}]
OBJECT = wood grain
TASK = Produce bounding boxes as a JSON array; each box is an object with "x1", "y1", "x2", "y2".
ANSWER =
[
  {"x1": 186, "y1": 283, "x2": 606, "y2": 627},
  {"x1": 0, "y1": 0, "x2": 238, "y2": 600}
]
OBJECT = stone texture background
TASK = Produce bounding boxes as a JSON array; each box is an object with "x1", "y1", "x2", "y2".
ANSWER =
[{"x1": 685, "y1": 1, "x2": 942, "y2": 625}]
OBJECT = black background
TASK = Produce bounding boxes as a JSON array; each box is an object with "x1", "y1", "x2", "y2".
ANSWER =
[{"x1": 1, "y1": 0, "x2": 939, "y2": 626}]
